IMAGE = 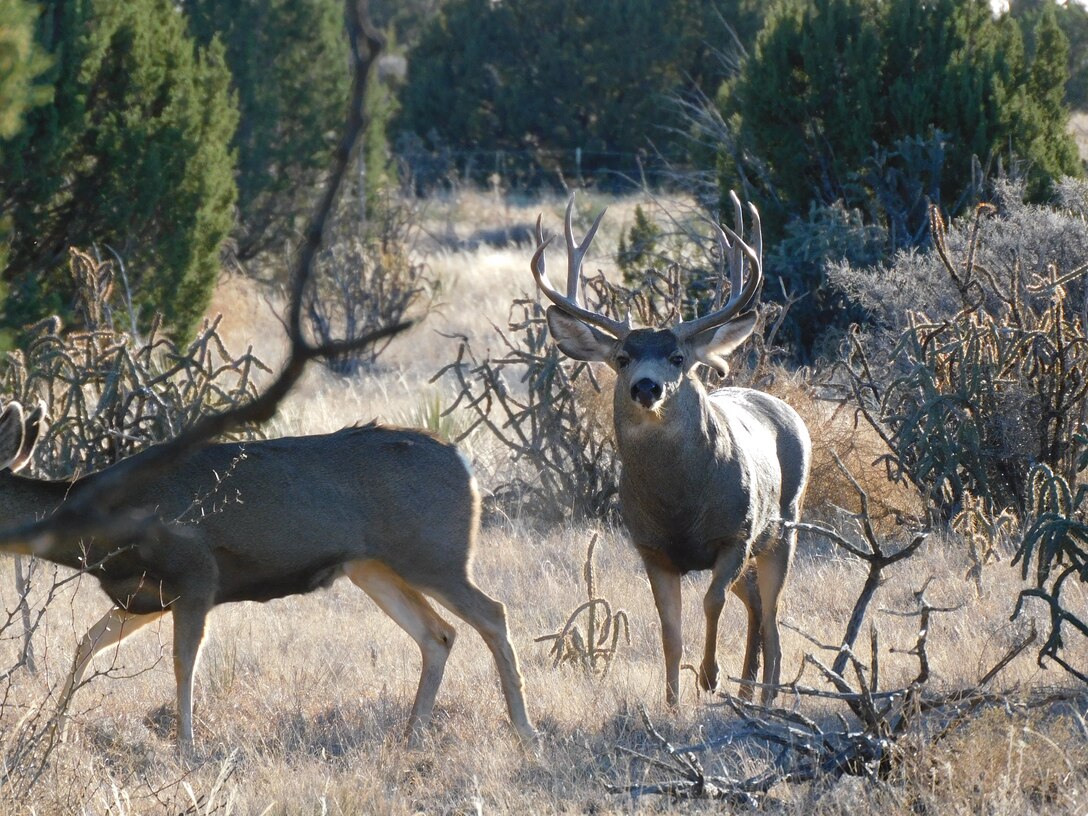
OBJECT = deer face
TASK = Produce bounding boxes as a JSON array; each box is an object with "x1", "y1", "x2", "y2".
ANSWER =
[
  {"x1": 546, "y1": 310, "x2": 758, "y2": 415},
  {"x1": 533, "y1": 191, "x2": 762, "y2": 422}
]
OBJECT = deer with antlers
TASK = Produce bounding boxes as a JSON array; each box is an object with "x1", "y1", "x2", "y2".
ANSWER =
[
  {"x1": 0, "y1": 400, "x2": 536, "y2": 749},
  {"x1": 531, "y1": 194, "x2": 811, "y2": 705}
]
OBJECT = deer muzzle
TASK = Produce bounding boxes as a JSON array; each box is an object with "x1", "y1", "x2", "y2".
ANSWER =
[{"x1": 631, "y1": 378, "x2": 663, "y2": 409}]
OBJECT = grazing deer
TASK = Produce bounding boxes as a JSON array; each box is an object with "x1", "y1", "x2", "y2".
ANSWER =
[
  {"x1": 0, "y1": 399, "x2": 536, "y2": 748},
  {"x1": 530, "y1": 194, "x2": 811, "y2": 705}
]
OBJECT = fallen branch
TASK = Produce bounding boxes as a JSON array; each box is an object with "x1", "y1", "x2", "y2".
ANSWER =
[{"x1": 607, "y1": 580, "x2": 1069, "y2": 804}]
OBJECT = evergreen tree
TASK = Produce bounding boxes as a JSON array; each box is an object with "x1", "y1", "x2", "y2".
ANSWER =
[
  {"x1": 718, "y1": 0, "x2": 1081, "y2": 355},
  {"x1": 1016, "y1": 3, "x2": 1082, "y2": 196},
  {"x1": 396, "y1": 0, "x2": 739, "y2": 185},
  {"x1": 0, "y1": 0, "x2": 50, "y2": 280},
  {"x1": 183, "y1": 0, "x2": 350, "y2": 260},
  {"x1": 722, "y1": 0, "x2": 1080, "y2": 234},
  {"x1": 1012, "y1": 0, "x2": 1088, "y2": 110},
  {"x1": 0, "y1": 0, "x2": 238, "y2": 339},
  {"x1": 0, "y1": 0, "x2": 49, "y2": 141}
]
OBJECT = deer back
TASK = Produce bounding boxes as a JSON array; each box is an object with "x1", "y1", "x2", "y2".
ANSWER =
[{"x1": 1, "y1": 423, "x2": 480, "y2": 609}]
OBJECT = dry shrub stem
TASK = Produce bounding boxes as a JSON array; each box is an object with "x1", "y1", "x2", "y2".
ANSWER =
[
  {"x1": 434, "y1": 298, "x2": 618, "y2": 522},
  {"x1": 786, "y1": 453, "x2": 928, "y2": 677},
  {"x1": 535, "y1": 533, "x2": 631, "y2": 676},
  {"x1": 612, "y1": 578, "x2": 1059, "y2": 806}
]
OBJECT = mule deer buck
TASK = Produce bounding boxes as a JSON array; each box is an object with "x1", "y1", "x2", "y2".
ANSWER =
[
  {"x1": 0, "y1": 399, "x2": 535, "y2": 748},
  {"x1": 531, "y1": 194, "x2": 811, "y2": 705}
]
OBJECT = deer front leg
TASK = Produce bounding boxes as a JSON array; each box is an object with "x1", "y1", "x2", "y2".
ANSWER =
[
  {"x1": 56, "y1": 607, "x2": 166, "y2": 741},
  {"x1": 172, "y1": 601, "x2": 211, "y2": 752},
  {"x1": 642, "y1": 554, "x2": 683, "y2": 707},
  {"x1": 700, "y1": 544, "x2": 748, "y2": 695}
]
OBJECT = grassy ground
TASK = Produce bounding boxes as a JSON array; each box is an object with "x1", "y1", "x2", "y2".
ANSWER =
[{"x1": 1, "y1": 190, "x2": 1086, "y2": 814}]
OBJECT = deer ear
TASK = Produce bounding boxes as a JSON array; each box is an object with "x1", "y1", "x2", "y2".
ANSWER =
[
  {"x1": 691, "y1": 312, "x2": 757, "y2": 376},
  {"x1": 546, "y1": 307, "x2": 616, "y2": 363},
  {"x1": 10, "y1": 402, "x2": 45, "y2": 472},
  {"x1": 0, "y1": 402, "x2": 26, "y2": 471}
]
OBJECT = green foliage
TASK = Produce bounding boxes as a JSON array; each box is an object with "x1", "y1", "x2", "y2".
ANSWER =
[
  {"x1": 0, "y1": 0, "x2": 50, "y2": 141},
  {"x1": 0, "y1": 0, "x2": 238, "y2": 341},
  {"x1": 616, "y1": 205, "x2": 664, "y2": 284},
  {"x1": 361, "y1": 60, "x2": 400, "y2": 208},
  {"x1": 0, "y1": 0, "x2": 50, "y2": 285},
  {"x1": 725, "y1": 0, "x2": 1080, "y2": 225},
  {"x1": 182, "y1": 0, "x2": 350, "y2": 259},
  {"x1": 720, "y1": 0, "x2": 1081, "y2": 357},
  {"x1": 397, "y1": 0, "x2": 738, "y2": 187},
  {"x1": 370, "y1": 0, "x2": 445, "y2": 49},
  {"x1": 1012, "y1": 0, "x2": 1088, "y2": 110}
]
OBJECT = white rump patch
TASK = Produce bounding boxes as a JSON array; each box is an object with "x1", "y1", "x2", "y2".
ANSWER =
[{"x1": 456, "y1": 448, "x2": 480, "y2": 493}]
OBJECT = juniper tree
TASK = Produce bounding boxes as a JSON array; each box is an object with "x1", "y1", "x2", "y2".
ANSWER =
[{"x1": 0, "y1": 0, "x2": 238, "y2": 340}]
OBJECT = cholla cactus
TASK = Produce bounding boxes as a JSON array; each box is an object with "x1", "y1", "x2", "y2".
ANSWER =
[
  {"x1": 2, "y1": 248, "x2": 270, "y2": 478},
  {"x1": 536, "y1": 534, "x2": 630, "y2": 677}
]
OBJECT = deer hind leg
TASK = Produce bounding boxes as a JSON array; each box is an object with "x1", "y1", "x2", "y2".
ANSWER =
[
  {"x1": 56, "y1": 607, "x2": 166, "y2": 740},
  {"x1": 347, "y1": 560, "x2": 458, "y2": 745},
  {"x1": 730, "y1": 572, "x2": 763, "y2": 702},
  {"x1": 430, "y1": 579, "x2": 537, "y2": 744},
  {"x1": 698, "y1": 545, "x2": 748, "y2": 697},
  {"x1": 642, "y1": 555, "x2": 684, "y2": 706},
  {"x1": 172, "y1": 600, "x2": 212, "y2": 751},
  {"x1": 753, "y1": 540, "x2": 792, "y2": 705}
]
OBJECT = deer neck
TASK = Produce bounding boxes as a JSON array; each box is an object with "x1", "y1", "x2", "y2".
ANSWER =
[
  {"x1": 613, "y1": 375, "x2": 728, "y2": 481},
  {"x1": 613, "y1": 377, "x2": 740, "y2": 565},
  {"x1": 0, "y1": 470, "x2": 88, "y2": 561}
]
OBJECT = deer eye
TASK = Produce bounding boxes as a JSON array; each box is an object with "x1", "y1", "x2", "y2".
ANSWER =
[
  {"x1": 615, "y1": 352, "x2": 631, "y2": 369},
  {"x1": 669, "y1": 352, "x2": 685, "y2": 367}
]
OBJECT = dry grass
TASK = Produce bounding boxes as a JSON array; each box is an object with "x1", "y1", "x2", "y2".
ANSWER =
[
  {"x1": 4, "y1": 190, "x2": 1086, "y2": 813},
  {"x1": 767, "y1": 372, "x2": 924, "y2": 529}
]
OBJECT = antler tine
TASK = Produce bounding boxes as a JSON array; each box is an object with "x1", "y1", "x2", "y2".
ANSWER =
[
  {"x1": 533, "y1": 214, "x2": 548, "y2": 280},
  {"x1": 530, "y1": 201, "x2": 629, "y2": 339},
  {"x1": 676, "y1": 192, "x2": 764, "y2": 341},
  {"x1": 563, "y1": 193, "x2": 607, "y2": 304}
]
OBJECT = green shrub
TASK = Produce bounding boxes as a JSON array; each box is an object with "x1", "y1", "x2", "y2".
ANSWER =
[
  {"x1": 182, "y1": 0, "x2": 354, "y2": 260},
  {"x1": 839, "y1": 182, "x2": 1088, "y2": 520},
  {"x1": 719, "y1": 0, "x2": 1081, "y2": 357}
]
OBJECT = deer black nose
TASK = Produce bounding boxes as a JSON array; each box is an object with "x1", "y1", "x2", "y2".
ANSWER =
[{"x1": 631, "y1": 378, "x2": 662, "y2": 408}]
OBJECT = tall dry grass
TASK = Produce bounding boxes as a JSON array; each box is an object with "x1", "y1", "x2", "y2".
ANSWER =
[{"x1": 2, "y1": 190, "x2": 1085, "y2": 813}]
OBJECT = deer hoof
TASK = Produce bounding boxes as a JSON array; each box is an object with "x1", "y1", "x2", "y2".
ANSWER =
[{"x1": 697, "y1": 663, "x2": 719, "y2": 693}]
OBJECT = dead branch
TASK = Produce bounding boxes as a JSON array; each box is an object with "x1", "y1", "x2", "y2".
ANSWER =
[
  {"x1": 785, "y1": 453, "x2": 929, "y2": 677},
  {"x1": 608, "y1": 582, "x2": 1072, "y2": 806}
]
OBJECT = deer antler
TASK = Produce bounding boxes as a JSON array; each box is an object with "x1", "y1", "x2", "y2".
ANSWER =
[
  {"x1": 530, "y1": 194, "x2": 631, "y2": 338},
  {"x1": 675, "y1": 191, "x2": 763, "y2": 341}
]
